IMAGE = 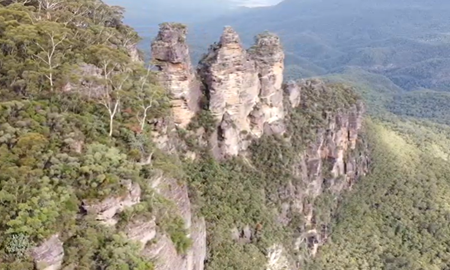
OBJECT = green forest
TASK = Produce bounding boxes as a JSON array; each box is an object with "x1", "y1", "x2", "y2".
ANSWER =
[
  {"x1": 309, "y1": 120, "x2": 450, "y2": 269},
  {"x1": 0, "y1": 1, "x2": 187, "y2": 269},
  {"x1": 2, "y1": 0, "x2": 450, "y2": 269},
  {"x1": 305, "y1": 69, "x2": 450, "y2": 269}
]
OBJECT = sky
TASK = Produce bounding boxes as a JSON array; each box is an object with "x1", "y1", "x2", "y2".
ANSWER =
[
  {"x1": 230, "y1": 0, "x2": 281, "y2": 7},
  {"x1": 106, "y1": 0, "x2": 282, "y2": 9},
  {"x1": 104, "y1": 0, "x2": 283, "y2": 36}
]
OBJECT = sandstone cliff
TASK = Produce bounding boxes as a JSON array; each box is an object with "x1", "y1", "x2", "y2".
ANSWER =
[
  {"x1": 31, "y1": 24, "x2": 369, "y2": 270},
  {"x1": 147, "y1": 24, "x2": 369, "y2": 269},
  {"x1": 198, "y1": 27, "x2": 287, "y2": 158},
  {"x1": 152, "y1": 23, "x2": 201, "y2": 128},
  {"x1": 280, "y1": 79, "x2": 369, "y2": 261}
]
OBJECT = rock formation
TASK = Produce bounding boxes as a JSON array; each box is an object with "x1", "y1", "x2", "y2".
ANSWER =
[
  {"x1": 26, "y1": 24, "x2": 369, "y2": 270},
  {"x1": 151, "y1": 23, "x2": 201, "y2": 128},
  {"x1": 125, "y1": 218, "x2": 157, "y2": 247},
  {"x1": 198, "y1": 26, "x2": 260, "y2": 156},
  {"x1": 31, "y1": 235, "x2": 64, "y2": 270},
  {"x1": 143, "y1": 171, "x2": 206, "y2": 270},
  {"x1": 148, "y1": 24, "x2": 369, "y2": 267},
  {"x1": 151, "y1": 24, "x2": 288, "y2": 158},
  {"x1": 277, "y1": 79, "x2": 369, "y2": 263},
  {"x1": 81, "y1": 180, "x2": 141, "y2": 226},
  {"x1": 249, "y1": 32, "x2": 286, "y2": 135},
  {"x1": 196, "y1": 27, "x2": 287, "y2": 157}
]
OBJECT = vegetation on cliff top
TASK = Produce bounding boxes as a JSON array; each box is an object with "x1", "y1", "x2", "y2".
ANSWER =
[
  {"x1": 306, "y1": 68, "x2": 450, "y2": 269},
  {"x1": 184, "y1": 82, "x2": 361, "y2": 269},
  {"x1": 0, "y1": 1, "x2": 190, "y2": 269},
  {"x1": 308, "y1": 118, "x2": 450, "y2": 270},
  {"x1": 4, "y1": 0, "x2": 450, "y2": 270}
]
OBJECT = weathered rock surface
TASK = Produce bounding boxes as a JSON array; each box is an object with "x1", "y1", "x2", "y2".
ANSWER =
[
  {"x1": 189, "y1": 217, "x2": 207, "y2": 270},
  {"x1": 144, "y1": 235, "x2": 186, "y2": 270},
  {"x1": 197, "y1": 27, "x2": 288, "y2": 157},
  {"x1": 37, "y1": 24, "x2": 368, "y2": 270},
  {"x1": 198, "y1": 26, "x2": 260, "y2": 157},
  {"x1": 125, "y1": 218, "x2": 157, "y2": 248},
  {"x1": 151, "y1": 23, "x2": 201, "y2": 128},
  {"x1": 31, "y1": 235, "x2": 64, "y2": 270},
  {"x1": 284, "y1": 81, "x2": 301, "y2": 108},
  {"x1": 148, "y1": 24, "x2": 369, "y2": 268},
  {"x1": 269, "y1": 79, "x2": 369, "y2": 265},
  {"x1": 150, "y1": 24, "x2": 290, "y2": 157},
  {"x1": 127, "y1": 43, "x2": 142, "y2": 62},
  {"x1": 143, "y1": 219, "x2": 206, "y2": 270},
  {"x1": 81, "y1": 180, "x2": 141, "y2": 226},
  {"x1": 143, "y1": 170, "x2": 207, "y2": 270},
  {"x1": 266, "y1": 245, "x2": 291, "y2": 270},
  {"x1": 249, "y1": 32, "x2": 286, "y2": 136}
]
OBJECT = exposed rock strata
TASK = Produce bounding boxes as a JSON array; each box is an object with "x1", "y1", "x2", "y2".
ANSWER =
[
  {"x1": 149, "y1": 24, "x2": 369, "y2": 268},
  {"x1": 249, "y1": 32, "x2": 286, "y2": 135},
  {"x1": 81, "y1": 180, "x2": 141, "y2": 226},
  {"x1": 125, "y1": 218, "x2": 157, "y2": 247},
  {"x1": 197, "y1": 27, "x2": 286, "y2": 157},
  {"x1": 143, "y1": 170, "x2": 206, "y2": 270},
  {"x1": 31, "y1": 235, "x2": 64, "y2": 270},
  {"x1": 273, "y1": 79, "x2": 369, "y2": 265},
  {"x1": 34, "y1": 24, "x2": 368, "y2": 270},
  {"x1": 151, "y1": 23, "x2": 201, "y2": 128},
  {"x1": 151, "y1": 24, "x2": 288, "y2": 157}
]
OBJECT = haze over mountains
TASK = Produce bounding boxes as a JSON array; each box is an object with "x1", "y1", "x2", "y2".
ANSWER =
[
  {"x1": 2, "y1": 1, "x2": 450, "y2": 269},
  {"x1": 186, "y1": 0, "x2": 450, "y2": 91},
  {"x1": 113, "y1": 0, "x2": 450, "y2": 92},
  {"x1": 105, "y1": 0, "x2": 280, "y2": 37},
  {"x1": 98, "y1": 2, "x2": 450, "y2": 268}
]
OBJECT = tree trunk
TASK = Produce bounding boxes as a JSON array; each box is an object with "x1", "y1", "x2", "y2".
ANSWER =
[{"x1": 108, "y1": 115, "x2": 114, "y2": 137}]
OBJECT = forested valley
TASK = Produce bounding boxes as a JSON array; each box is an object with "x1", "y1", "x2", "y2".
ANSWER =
[{"x1": 2, "y1": 0, "x2": 450, "y2": 269}]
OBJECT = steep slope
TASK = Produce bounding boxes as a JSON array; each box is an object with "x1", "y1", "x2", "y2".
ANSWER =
[
  {"x1": 151, "y1": 23, "x2": 369, "y2": 269},
  {"x1": 0, "y1": 2, "x2": 193, "y2": 269},
  {"x1": 0, "y1": 1, "x2": 369, "y2": 269},
  {"x1": 309, "y1": 118, "x2": 450, "y2": 270}
]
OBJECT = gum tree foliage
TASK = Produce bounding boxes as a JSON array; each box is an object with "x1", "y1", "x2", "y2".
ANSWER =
[{"x1": 0, "y1": 1, "x2": 177, "y2": 269}]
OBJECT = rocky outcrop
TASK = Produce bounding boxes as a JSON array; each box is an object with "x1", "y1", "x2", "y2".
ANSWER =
[
  {"x1": 150, "y1": 24, "x2": 289, "y2": 157},
  {"x1": 198, "y1": 26, "x2": 260, "y2": 157},
  {"x1": 125, "y1": 218, "x2": 157, "y2": 247},
  {"x1": 151, "y1": 23, "x2": 201, "y2": 128},
  {"x1": 49, "y1": 24, "x2": 367, "y2": 270},
  {"x1": 266, "y1": 245, "x2": 291, "y2": 270},
  {"x1": 81, "y1": 180, "x2": 141, "y2": 226},
  {"x1": 271, "y1": 79, "x2": 369, "y2": 264},
  {"x1": 189, "y1": 217, "x2": 207, "y2": 270},
  {"x1": 148, "y1": 25, "x2": 369, "y2": 267},
  {"x1": 196, "y1": 27, "x2": 287, "y2": 157},
  {"x1": 143, "y1": 219, "x2": 205, "y2": 270},
  {"x1": 249, "y1": 32, "x2": 286, "y2": 136},
  {"x1": 284, "y1": 81, "x2": 301, "y2": 108},
  {"x1": 31, "y1": 235, "x2": 64, "y2": 270},
  {"x1": 144, "y1": 234, "x2": 195, "y2": 270},
  {"x1": 127, "y1": 43, "x2": 142, "y2": 62},
  {"x1": 143, "y1": 170, "x2": 206, "y2": 270}
]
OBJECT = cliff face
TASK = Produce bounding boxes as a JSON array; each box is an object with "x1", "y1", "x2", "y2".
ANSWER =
[
  {"x1": 151, "y1": 23, "x2": 201, "y2": 128},
  {"x1": 198, "y1": 28, "x2": 286, "y2": 158},
  {"x1": 143, "y1": 172, "x2": 206, "y2": 270},
  {"x1": 30, "y1": 24, "x2": 368, "y2": 270},
  {"x1": 280, "y1": 79, "x2": 369, "y2": 261},
  {"x1": 147, "y1": 24, "x2": 369, "y2": 269},
  {"x1": 154, "y1": 25, "x2": 286, "y2": 158}
]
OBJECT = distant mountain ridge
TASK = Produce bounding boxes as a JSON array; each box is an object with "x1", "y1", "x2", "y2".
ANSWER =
[{"x1": 188, "y1": 0, "x2": 450, "y2": 91}]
